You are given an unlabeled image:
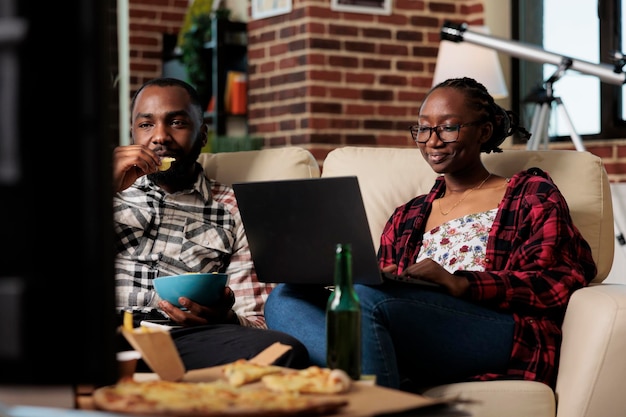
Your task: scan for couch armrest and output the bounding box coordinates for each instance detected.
[556,284,626,417]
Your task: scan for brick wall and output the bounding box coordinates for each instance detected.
[127,0,188,91]
[124,0,626,180]
[246,0,488,163]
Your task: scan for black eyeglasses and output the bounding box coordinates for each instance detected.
[409,120,485,144]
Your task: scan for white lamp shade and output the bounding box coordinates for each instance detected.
[432,26,509,99]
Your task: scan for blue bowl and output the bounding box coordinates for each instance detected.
[153,273,229,307]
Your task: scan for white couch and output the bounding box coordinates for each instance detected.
[199,146,626,417]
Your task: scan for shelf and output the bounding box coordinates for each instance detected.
[207,17,248,137]
[162,17,248,139]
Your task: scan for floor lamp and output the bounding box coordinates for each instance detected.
[432,25,508,100]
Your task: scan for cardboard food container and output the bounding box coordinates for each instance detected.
[121,326,462,417]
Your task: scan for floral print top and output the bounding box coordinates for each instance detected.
[415,209,497,273]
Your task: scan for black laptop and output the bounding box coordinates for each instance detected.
[232,176,385,285]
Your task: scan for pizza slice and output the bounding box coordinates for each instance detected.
[261,366,352,394]
[222,359,286,387]
[92,379,349,416]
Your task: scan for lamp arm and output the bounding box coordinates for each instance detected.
[441,21,626,86]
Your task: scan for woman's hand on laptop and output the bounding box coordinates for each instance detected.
[381,265,398,274]
[401,259,469,297]
[158,287,238,326]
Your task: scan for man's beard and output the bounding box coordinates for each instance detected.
[148,139,204,186]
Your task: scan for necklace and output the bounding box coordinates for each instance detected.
[438,173,492,216]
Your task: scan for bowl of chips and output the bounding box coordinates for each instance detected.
[154,272,229,307]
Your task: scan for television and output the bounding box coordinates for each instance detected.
[0,0,118,406]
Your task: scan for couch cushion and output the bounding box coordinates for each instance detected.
[197,147,320,186]
[422,380,556,417]
[321,147,613,283]
[322,146,439,253]
[481,150,613,283]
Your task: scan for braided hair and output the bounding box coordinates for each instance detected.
[427,77,531,153]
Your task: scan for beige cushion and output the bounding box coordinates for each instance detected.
[322,147,613,283]
[322,147,439,253]
[197,147,320,186]
[422,380,556,417]
[481,150,613,283]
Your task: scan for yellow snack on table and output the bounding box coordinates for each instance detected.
[123,310,134,331]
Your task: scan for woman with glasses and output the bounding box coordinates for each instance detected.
[264,77,597,391]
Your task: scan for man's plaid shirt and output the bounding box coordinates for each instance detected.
[113,165,274,328]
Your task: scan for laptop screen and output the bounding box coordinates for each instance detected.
[232,176,384,285]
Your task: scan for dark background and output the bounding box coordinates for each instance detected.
[0,0,118,386]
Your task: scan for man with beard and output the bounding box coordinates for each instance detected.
[112,78,309,370]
